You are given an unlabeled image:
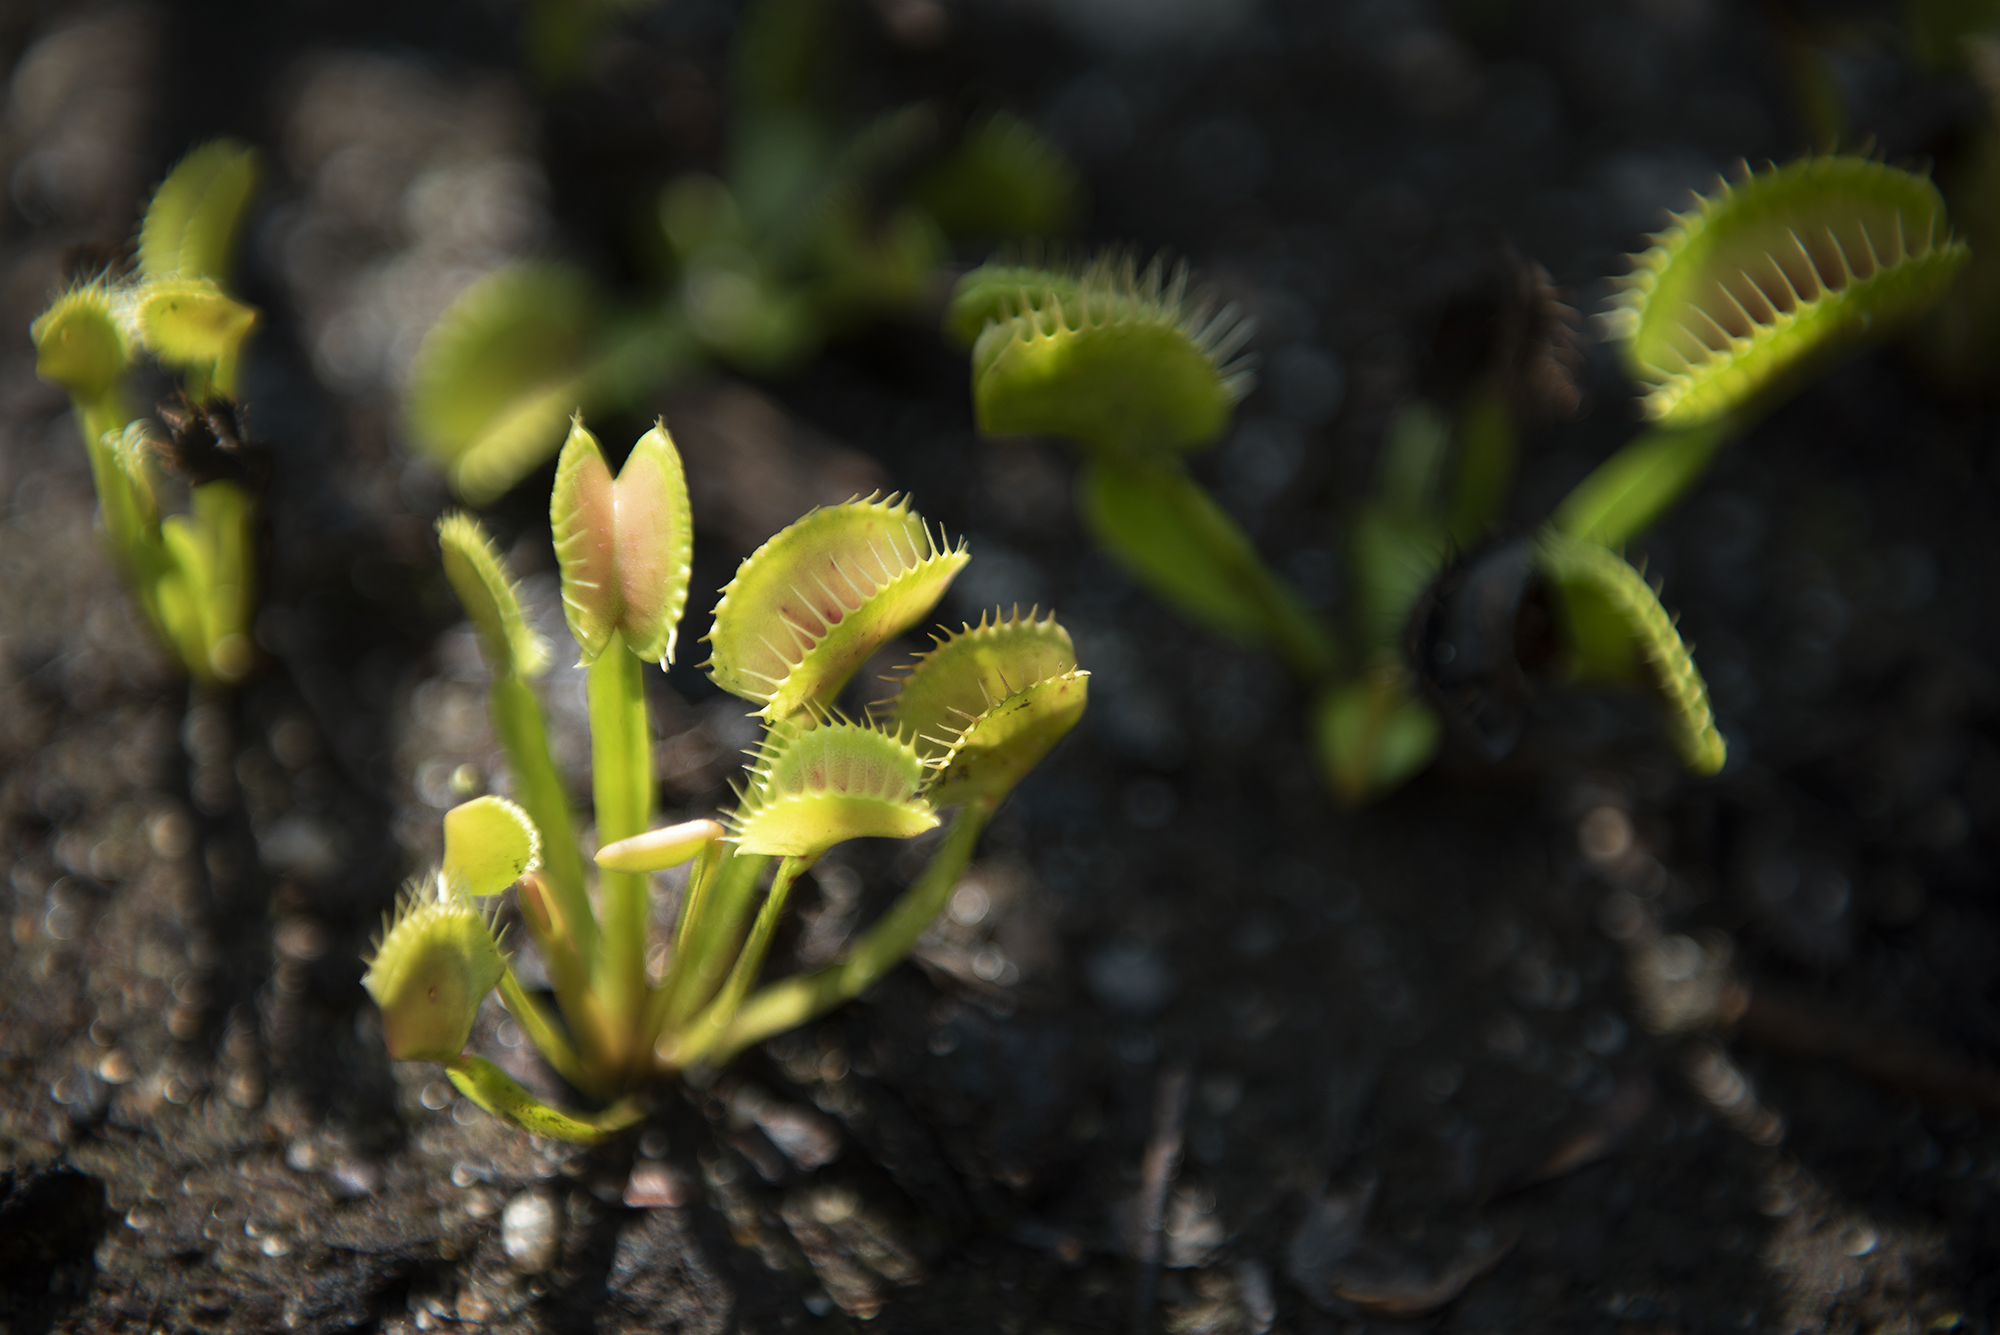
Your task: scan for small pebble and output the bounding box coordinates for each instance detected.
[624,1161,695,1209]
[502,1190,560,1272]
[326,1159,381,1198]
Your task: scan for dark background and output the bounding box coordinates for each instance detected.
[3,0,1999,1331]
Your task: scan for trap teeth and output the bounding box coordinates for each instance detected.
[1606,155,1966,428]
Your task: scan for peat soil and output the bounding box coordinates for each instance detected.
[4,1,2000,1331]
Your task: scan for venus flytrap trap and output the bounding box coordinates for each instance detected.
[30,140,264,687]
[366,416,1086,1141]
[953,154,1966,803]
[950,252,1334,682]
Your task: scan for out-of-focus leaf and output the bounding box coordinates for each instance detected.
[1552,422,1730,549]
[139,140,258,286]
[405,264,602,503]
[907,111,1084,240]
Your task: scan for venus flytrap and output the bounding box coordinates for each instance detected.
[955,154,1965,801]
[29,140,264,687]
[951,252,1334,681]
[367,416,1086,1141]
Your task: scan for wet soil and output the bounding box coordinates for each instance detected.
[3,1,2000,1332]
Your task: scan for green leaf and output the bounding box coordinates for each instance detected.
[879,608,1088,806]
[363,873,506,1064]
[550,419,620,663]
[96,421,161,564]
[446,1055,642,1144]
[946,262,1084,348]
[136,280,257,372]
[706,495,968,718]
[1077,457,1261,644]
[139,140,258,285]
[729,717,939,859]
[806,198,945,328]
[1077,457,1335,677]
[1312,670,1444,807]
[443,796,542,897]
[1604,155,1968,427]
[1347,508,1448,655]
[1374,399,1452,521]
[906,111,1084,241]
[609,423,694,666]
[1551,421,1731,549]
[1535,531,1726,775]
[157,483,258,687]
[185,480,256,684]
[966,253,1253,456]
[405,264,601,503]
[549,419,696,668]
[436,512,551,680]
[31,284,130,404]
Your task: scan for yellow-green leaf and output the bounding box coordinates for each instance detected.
[1605,156,1968,427]
[405,264,601,502]
[728,716,939,859]
[880,608,1087,806]
[139,139,258,285]
[437,512,551,680]
[706,495,968,718]
[443,796,542,897]
[549,419,696,668]
[1536,531,1725,775]
[906,111,1083,241]
[550,419,620,663]
[137,280,257,371]
[31,284,130,403]
[363,873,505,1064]
[446,1055,642,1144]
[1312,670,1444,808]
[961,252,1252,456]
[609,422,694,666]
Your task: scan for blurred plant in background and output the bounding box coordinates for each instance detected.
[30,141,265,687]
[404,0,1081,505]
[951,153,1967,804]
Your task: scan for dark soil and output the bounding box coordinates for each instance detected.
[4,1,2000,1332]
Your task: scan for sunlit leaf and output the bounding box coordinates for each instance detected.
[728,716,938,859]
[363,873,505,1064]
[437,512,551,680]
[446,1054,642,1143]
[443,796,543,897]
[880,608,1088,807]
[964,252,1253,456]
[706,495,967,718]
[139,139,258,286]
[1604,155,1967,427]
